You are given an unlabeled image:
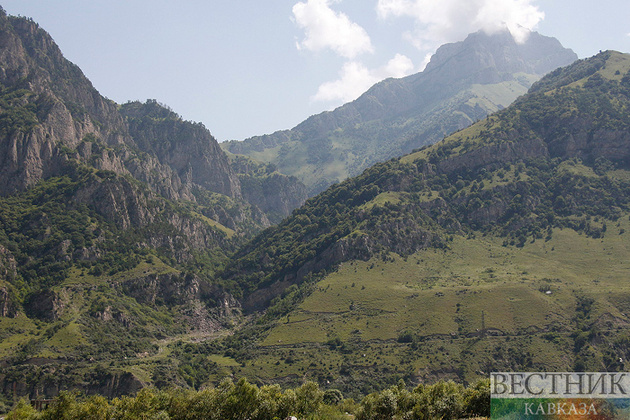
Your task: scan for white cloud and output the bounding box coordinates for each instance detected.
[292,1,413,105]
[293,0,374,59]
[312,54,414,103]
[313,61,375,102]
[377,0,544,50]
[418,52,432,71]
[381,53,415,78]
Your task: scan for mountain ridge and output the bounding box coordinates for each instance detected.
[0,8,305,400]
[221,50,630,310]
[223,30,577,195]
[204,50,630,394]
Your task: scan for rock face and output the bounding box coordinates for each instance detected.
[0,245,18,317]
[120,100,241,200]
[229,154,308,224]
[0,9,304,223]
[0,285,16,317]
[0,245,16,279]
[239,172,308,224]
[0,16,240,199]
[24,289,69,321]
[224,30,578,195]
[436,137,550,174]
[0,14,131,195]
[0,366,145,400]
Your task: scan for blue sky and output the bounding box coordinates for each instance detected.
[2,0,629,141]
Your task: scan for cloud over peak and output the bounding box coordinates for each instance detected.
[293,0,374,59]
[293,0,545,108]
[377,0,544,49]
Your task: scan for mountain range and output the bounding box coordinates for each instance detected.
[1,6,629,411]
[218,50,630,394]
[0,8,305,401]
[223,30,577,195]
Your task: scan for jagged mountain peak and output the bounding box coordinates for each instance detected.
[422,30,577,85]
[0,9,124,139]
[341,30,577,123]
[224,30,577,196]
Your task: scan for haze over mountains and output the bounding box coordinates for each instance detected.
[224,30,577,195]
[1,5,630,414]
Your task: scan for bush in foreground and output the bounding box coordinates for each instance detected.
[7,378,490,420]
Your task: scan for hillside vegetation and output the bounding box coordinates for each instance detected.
[0,6,629,415]
[200,51,630,394]
[0,9,304,404]
[224,50,630,304]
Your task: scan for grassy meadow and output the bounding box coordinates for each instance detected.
[225,215,630,393]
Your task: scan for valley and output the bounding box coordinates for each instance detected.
[0,5,629,419]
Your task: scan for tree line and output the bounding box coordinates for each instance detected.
[6,377,490,420]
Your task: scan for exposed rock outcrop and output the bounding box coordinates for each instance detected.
[0,10,296,230]
[0,245,19,317]
[0,285,17,317]
[239,172,307,223]
[121,272,242,328]
[229,155,308,223]
[23,288,69,321]
[1,365,145,400]
[436,137,550,174]
[120,100,241,200]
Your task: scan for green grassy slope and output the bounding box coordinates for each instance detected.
[263,223,630,345]
[197,218,623,396]
[193,51,630,395]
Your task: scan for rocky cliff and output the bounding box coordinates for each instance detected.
[0,13,131,195]
[228,154,307,224]
[0,245,18,317]
[120,100,241,200]
[0,22,239,200]
[0,9,304,225]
